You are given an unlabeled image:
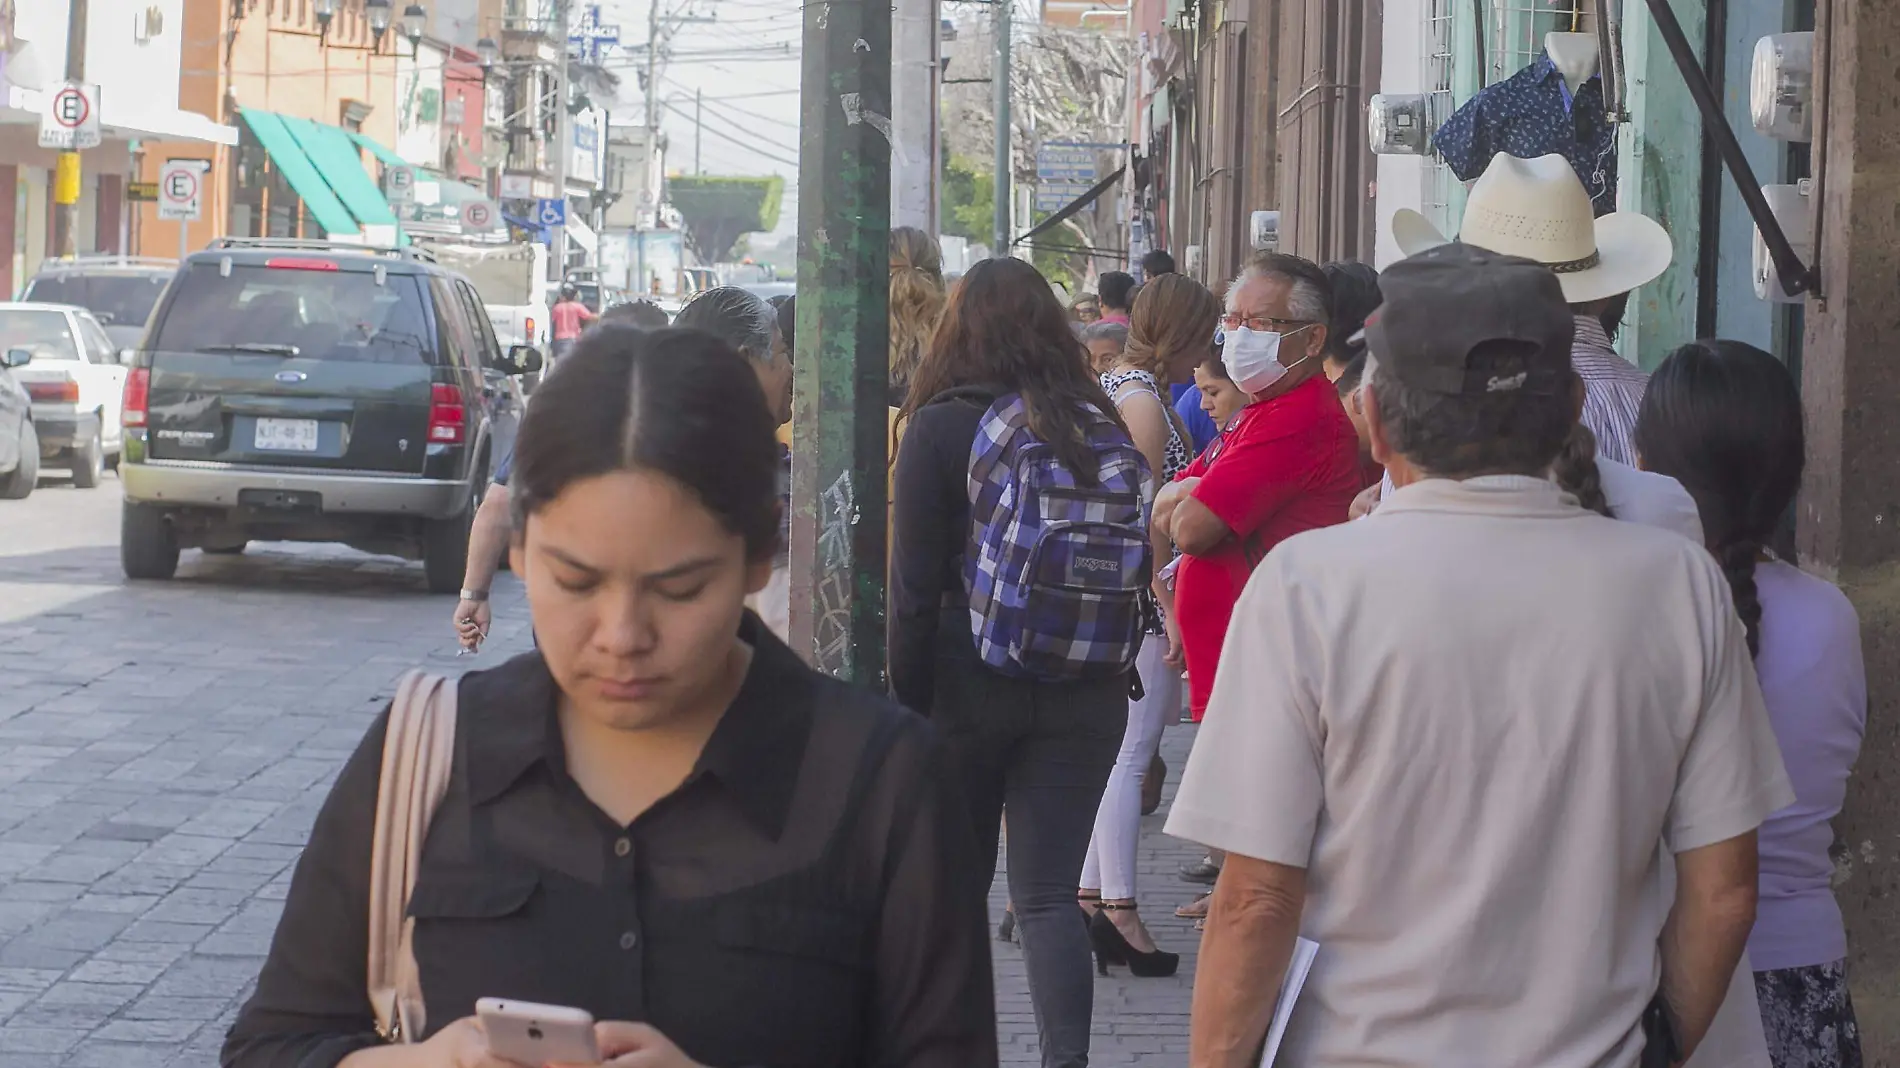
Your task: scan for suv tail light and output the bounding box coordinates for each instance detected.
[123,368,150,428]
[26,379,80,403]
[428,383,465,444]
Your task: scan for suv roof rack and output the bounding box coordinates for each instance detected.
[37,255,178,270]
[205,237,438,264]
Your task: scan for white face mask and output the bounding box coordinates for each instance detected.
[1221,324,1314,395]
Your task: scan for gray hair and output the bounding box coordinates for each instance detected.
[1364,350,1577,479]
[674,286,779,364]
[1079,321,1130,348]
[1226,252,1332,325]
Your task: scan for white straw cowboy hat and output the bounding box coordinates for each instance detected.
[1391,152,1673,304]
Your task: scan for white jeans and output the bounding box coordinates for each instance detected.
[1079,637,1180,899]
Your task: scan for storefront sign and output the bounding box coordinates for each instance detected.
[127,181,160,202]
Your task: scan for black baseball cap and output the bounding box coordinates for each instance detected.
[1362,243,1574,396]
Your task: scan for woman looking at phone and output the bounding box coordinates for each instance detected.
[223,326,998,1068]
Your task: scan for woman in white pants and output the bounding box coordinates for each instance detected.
[1077,274,1221,977]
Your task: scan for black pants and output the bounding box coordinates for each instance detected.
[929,627,1125,1068]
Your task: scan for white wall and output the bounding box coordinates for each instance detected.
[1373,0,1428,268]
[88,0,185,123]
[397,43,448,169]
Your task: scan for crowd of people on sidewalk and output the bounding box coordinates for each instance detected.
[224,150,1865,1068]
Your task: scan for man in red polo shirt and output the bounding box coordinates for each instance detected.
[1156,253,1363,723]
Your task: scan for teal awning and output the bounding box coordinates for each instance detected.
[238,108,359,237]
[280,115,399,228]
[350,132,408,168]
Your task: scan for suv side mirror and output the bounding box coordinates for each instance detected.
[1,348,31,369]
[505,345,543,376]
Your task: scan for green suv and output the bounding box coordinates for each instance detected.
[118,238,539,593]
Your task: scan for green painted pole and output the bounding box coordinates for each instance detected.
[789,0,892,684]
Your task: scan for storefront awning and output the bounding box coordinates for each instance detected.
[238,109,360,237]
[279,115,399,228]
[565,215,599,254]
[350,132,408,169]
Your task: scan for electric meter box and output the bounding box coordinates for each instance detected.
[1250,211,1281,252]
[1368,94,1433,155]
[1753,182,1814,304]
[1751,32,1815,142]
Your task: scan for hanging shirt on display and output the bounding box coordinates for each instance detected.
[1433,53,1618,217]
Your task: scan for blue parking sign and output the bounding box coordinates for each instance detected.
[535,198,567,227]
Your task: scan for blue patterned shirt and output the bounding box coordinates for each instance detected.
[1433,55,1618,217]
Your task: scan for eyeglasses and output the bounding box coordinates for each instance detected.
[1219,314,1314,334]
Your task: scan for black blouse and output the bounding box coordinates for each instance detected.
[223,614,998,1068]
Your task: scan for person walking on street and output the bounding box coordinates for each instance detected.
[1170,244,1794,1068]
[1638,340,1867,1068]
[1078,273,1221,978]
[227,325,999,1068]
[550,283,597,364]
[891,256,1149,1068]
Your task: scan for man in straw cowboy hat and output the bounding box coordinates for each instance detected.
[1389,151,1673,467]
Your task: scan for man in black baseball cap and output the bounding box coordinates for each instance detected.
[1359,243,1582,488]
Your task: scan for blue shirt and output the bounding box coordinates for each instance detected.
[1173,386,1220,456]
[492,449,513,486]
[1432,54,1618,217]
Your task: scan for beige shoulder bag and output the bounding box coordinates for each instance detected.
[367,670,459,1044]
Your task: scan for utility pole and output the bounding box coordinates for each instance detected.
[552,0,571,280]
[52,0,90,259]
[890,0,940,233]
[991,0,1011,256]
[694,88,702,175]
[789,0,891,682]
[644,0,660,229]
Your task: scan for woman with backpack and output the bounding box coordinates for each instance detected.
[891,257,1151,1068]
[1076,273,1222,980]
[225,326,998,1068]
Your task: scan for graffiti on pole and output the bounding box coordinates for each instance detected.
[813,470,857,674]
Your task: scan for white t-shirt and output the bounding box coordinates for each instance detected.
[1372,459,1703,542]
[1168,475,1792,1068]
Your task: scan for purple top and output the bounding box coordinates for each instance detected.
[1747,560,1867,971]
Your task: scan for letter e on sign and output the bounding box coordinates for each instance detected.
[158,160,206,222]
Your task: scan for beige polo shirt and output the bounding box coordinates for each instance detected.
[1168,475,1792,1068]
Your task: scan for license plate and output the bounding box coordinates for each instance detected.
[254,418,320,452]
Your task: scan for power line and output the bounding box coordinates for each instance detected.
[661,100,799,169]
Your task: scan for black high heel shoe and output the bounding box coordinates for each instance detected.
[1089,905,1180,978]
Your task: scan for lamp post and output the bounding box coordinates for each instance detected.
[476,36,500,69]
[313,0,337,41]
[402,3,427,52]
[366,0,392,50]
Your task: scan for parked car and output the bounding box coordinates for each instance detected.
[0,302,129,487]
[21,256,177,351]
[0,346,37,499]
[117,237,541,592]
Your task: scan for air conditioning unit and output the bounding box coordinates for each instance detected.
[1367,94,1433,155]
[1751,32,1814,142]
[1753,181,1814,303]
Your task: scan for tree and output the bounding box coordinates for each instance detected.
[941,155,995,245]
[666,175,786,264]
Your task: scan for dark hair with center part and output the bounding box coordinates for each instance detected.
[509,324,780,562]
[903,257,1127,484]
[674,286,777,362]
[1367,343,1578,479]
[1635,339,1805,657]
[1097,271,1137,312]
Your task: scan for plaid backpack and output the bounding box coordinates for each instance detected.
[961,391,1153,680]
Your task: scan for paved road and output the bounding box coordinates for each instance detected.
[0,477,1200,1066]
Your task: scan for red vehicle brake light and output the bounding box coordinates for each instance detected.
[427,383,465,444]
[264,257,340,271]
[27,380,80,403]
[123,368,150,427]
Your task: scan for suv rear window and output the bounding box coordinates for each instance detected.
[151,263,435,364]
[24,273,171,331]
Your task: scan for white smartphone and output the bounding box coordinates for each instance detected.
[476,998,601,1066]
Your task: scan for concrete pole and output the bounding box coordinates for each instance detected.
[991,0,1011,255]
[890,0,940,233]
[1796,0,1900,1053]
[644,0,660,229]
[52,0,90,259]
[552,0,571,280]
[789,0,892,682]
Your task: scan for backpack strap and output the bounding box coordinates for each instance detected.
[368,670,459,1044]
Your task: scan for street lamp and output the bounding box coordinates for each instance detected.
[402,3,427,50]
[313,0,337,40]
[477,37,500,69]
[366,0,392,48]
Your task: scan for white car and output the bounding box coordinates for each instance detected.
[0,302,129,487]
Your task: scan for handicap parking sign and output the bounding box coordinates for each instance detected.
[535,198,567,227]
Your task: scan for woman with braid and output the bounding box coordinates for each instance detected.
[1637,339,1867,1068]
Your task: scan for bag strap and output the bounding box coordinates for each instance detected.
[367,670,459,1044]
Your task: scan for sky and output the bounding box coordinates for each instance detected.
[593,0,804,241]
